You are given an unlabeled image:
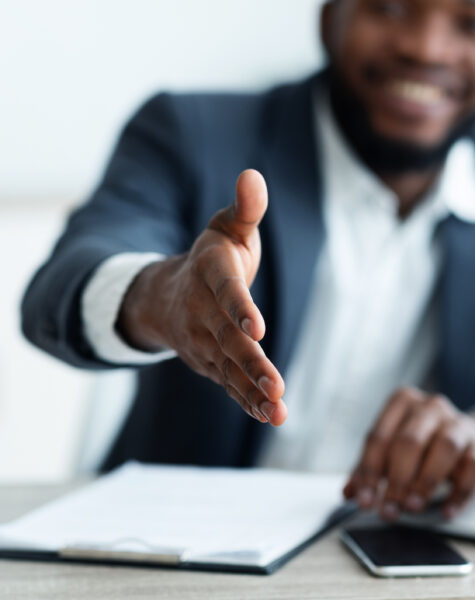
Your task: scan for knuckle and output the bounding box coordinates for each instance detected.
[245,384,262,407]
[395,431,422,451]
[393,386,416,401]
[426,394,451,414]
[395,385,413,397]
[185,290,203,316]
[224,383,237,401]
[390,386,423,409]
[365,429,388,448]
[228,297,244,323]
[206,363,223,386]
[220,357,233,380]
[241,356,260,379]
[195,244,225,276]
[211,346,222,366]
[216,321,235,347]
[251,405,265,421]
[215,277,235,303]
[192,248,214,275]
[437,430,462,455]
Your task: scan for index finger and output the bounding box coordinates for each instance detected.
[202,250,265,341]
[382,403,447,517]
[348,388,425,508]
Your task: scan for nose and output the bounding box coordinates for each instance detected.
[394,12,456,66]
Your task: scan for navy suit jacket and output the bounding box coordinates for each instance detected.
[21,72,475,471]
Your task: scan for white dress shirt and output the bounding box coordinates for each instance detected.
[81,87,475,472]
[259,92,475,472]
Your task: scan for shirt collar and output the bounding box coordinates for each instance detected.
[313,84,475,225]
[436,139,475,223]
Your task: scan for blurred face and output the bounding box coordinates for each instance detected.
[322,0,475,149]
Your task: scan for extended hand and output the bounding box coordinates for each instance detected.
[118,169,287,426]
[344,387,475,520]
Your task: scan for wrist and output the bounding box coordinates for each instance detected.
[116,255,184,352]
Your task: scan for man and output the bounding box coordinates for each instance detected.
[22,0,475,522]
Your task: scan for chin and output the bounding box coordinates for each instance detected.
[369,116,453,151]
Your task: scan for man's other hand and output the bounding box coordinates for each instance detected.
[117,169,287,426]
[344,387,475,520]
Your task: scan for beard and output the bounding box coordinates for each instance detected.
[325,66,475,176]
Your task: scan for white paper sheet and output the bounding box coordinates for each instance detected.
[0,463,348,568]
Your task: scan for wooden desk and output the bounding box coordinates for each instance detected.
[1,483,475,599]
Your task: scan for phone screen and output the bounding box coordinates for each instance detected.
[344,525,467,567]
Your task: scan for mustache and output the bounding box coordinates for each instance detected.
[363,60,472,103]
[325,66,475,175]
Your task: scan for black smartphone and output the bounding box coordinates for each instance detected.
[341,525,472,577]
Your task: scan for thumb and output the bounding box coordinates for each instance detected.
[210,169,268,243]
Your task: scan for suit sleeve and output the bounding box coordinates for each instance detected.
[21,93,199,370]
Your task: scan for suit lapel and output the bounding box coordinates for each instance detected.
[259,75,325,375]
[439,215,475,410]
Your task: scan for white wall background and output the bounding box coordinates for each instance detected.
[0,0,324,481]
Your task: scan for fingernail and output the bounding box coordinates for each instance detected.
[258,376,272,398]
[241,318,253,336]
[381,502,400,521]
[260,400,275,421]
[405,493,425,512]
[357,487,374,509]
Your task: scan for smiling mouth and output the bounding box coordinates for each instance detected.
[384,79,447,106]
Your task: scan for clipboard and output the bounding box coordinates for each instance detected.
[0,463,356,575]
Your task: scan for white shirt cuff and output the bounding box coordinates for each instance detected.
[81,252,178,365]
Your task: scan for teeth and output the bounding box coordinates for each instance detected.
[387,79,444,105]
